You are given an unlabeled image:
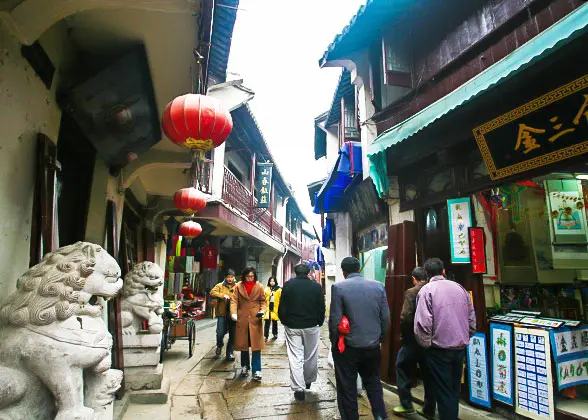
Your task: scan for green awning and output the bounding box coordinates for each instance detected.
[368,3,588,198]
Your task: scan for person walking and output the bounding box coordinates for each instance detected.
[392,267,435,418]
[329,257,390,420]
[231,266,266,382]
[278,263,325,401]
[414,258,476,420]
[209,269,237,361]
[264,276,281,341]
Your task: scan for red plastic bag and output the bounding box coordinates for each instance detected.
[337,316,350,354]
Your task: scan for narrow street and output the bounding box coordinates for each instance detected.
[122,321,499,420]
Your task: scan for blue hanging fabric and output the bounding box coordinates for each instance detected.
[322,219,334,247]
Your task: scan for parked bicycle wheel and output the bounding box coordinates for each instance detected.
[188,320,196,358]
[160,317,171,363]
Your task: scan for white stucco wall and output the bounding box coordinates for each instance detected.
[0,21,68,296]
[333,213,353,283]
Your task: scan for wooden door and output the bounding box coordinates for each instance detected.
[29,133,58,266]
[381,221,417,383]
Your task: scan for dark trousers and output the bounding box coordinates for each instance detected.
[396,341,435,414]
[264,319,278,338]
[215,315,235,356]
[332,345,387,420]
[425,347,465,420]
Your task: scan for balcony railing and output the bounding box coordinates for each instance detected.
[222,166,251,216]
[222,166,298,252]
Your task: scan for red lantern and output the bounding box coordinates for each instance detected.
[174,187,207,214]
[179,220,202,239]
[162,94,233,151]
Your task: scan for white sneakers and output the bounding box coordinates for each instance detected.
[239,366,261,381]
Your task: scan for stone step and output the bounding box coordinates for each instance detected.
[129,378,170,405]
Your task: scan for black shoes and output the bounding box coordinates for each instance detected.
[294,390,305,401]
[225,354,235,362]
[215,346,222,356]
[305,383,311,390]
[273,335,278,340]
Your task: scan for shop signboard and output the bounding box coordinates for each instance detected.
[467,332,491,408]
[447,197,472,264]
[519,317,564,329]
[489,314,524,323]
[549,326,588,391]
[473,73,588,180]
[255,162,273,208]
[514,327,554,420]
[490,323,514,405]
[357,223,388,253]
[549,325,588,359]
[468,227,487,273]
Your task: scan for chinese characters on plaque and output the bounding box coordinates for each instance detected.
[255,162,273,209]
[549,326,588,391]
[514,328,554,420]
[468,227,487,274]
[467,332,491,408]
[490,323,513,405]
[473,74,588,180]
[447,197,472,263]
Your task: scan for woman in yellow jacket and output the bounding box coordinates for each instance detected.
[264,277,281,341]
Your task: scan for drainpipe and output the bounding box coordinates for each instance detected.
[198,0,215,94]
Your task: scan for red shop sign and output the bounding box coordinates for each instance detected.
[468,227,487,274]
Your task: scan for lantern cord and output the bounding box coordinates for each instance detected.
[190,150,208,191]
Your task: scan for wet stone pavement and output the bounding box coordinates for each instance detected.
[189,325,380,419]
[122,321,501,420]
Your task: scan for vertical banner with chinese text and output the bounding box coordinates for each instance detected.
[255,162,273,209]
[467,332,491,408]
[469,227,487,274]
[447,197,472,263]
[490,323,513,405]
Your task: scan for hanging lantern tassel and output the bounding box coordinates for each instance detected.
[179,220,202,240]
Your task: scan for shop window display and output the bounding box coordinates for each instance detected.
[485,174,588,419]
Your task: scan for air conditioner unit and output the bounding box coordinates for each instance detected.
[59,45,161,170]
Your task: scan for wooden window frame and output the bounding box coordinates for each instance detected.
[381,36,413,88]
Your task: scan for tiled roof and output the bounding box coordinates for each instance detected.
[325,70,353,127]
[319,0,413,68]
[231,104,308,222]
[209,0,240,83]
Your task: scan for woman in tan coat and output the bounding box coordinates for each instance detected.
[230,266,266,381]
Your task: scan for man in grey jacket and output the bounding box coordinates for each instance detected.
[329,257,391,420]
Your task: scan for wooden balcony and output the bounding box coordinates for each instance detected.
[222,166,296,251]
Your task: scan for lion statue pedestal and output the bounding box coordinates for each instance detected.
[0,242,124,420]
[120,262,166,393]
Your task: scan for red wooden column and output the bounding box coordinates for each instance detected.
[249,152,256,220]
[269,181,275,236]
[381,221,416,383]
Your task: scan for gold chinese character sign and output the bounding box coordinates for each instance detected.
[255,162,273,209]
[473,74,588,180]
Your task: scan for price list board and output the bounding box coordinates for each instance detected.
[514,328,554,420]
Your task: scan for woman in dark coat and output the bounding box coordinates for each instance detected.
[230,266,266,381]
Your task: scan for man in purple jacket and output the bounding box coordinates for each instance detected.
[414,258,476,420]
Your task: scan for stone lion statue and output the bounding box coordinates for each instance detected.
[120,261,164,335]
[0,242,124,420]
